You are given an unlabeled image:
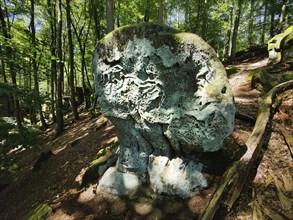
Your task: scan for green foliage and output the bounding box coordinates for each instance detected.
[225,66,240,76]
[282,72,293,81]
[25,204,53,220]
[0,116,42,189]
[0,118,42,152]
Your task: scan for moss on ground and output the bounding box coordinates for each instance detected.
[25,204,53,220]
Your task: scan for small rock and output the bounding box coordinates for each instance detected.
[134,199,153,216]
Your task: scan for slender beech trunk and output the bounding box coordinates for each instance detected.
[0,5,23,132]
[195,0,202,32]
[56,0,64,135]
[144,0,150,22]
[91,0,101,41]
[230,0,243,60]
[224,2,233,58]
[201,0,209,40]
[66,0,79,120]
[158,0,163,25]
[248,0,255,48]
[47,0,57,123]
[269,1,275,38]
[106,0,114,33]
[261,1,267,46]
[31,0,47,129]
[184,0,190,31]
[72,17,91,109]
[0,44,13,115]
[277,0,288,33]
[117,2,120,27]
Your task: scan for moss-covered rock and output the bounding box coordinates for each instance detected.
[248,67,293,94]
[268,26,293,63]
[81,139,119,187]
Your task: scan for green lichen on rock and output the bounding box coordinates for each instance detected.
[93,23,235,198]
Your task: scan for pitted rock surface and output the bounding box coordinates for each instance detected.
[93,23,235,198]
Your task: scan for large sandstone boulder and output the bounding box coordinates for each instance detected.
[93,23,235,198]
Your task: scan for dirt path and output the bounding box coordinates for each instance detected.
[225,59,293,219]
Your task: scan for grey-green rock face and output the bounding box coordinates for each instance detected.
[93,23,235,198]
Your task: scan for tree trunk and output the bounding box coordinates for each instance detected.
[0,4,23,132]
[248,0,255,48]
[47,0,57,123]
[66,0,79,121]
[277,0,288,33]
[0,44,13,115]
[31,0,47,130]
[72,17,91,109]
[269,1,275,38]
[261,1,267,46]
[230,0,243,60]
[116,2,120,27]
[90,0,101,41]
[144,0,150,23]
[224,2,233,58]
[184,0,190,31]
[201,0,209,40]
[56,0,64,135]
[106,0,114,33]
[195,0,202,32]
[157,0,163,25]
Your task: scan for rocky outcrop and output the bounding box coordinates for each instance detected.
[93,23,235,198]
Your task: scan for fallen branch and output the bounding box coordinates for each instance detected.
[235,111,256,124]
[279,124,293,157]
[200,80,293,220]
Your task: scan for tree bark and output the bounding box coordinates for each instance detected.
[72,16,91,109]
[0,44,13,115]
[144,0,150,23]
[277,0,288,33]
[261,0,267,46]
[56,0,64,135]
[201,0,209,40]
[31,0,47,129]
[66,0,79,121]
[224,2,233,58]
[157,0,163,25]
[90,0,101,41]
[269,0,275,38]
[248,0,255,48]
[47,0,57,123]
[200,80,293,220]
[106,0,114,33]
[230,0,243,60]
[0,4,23,132]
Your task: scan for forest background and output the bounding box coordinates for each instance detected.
[0,0,292,134]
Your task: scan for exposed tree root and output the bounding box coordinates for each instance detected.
[200,80,293,220]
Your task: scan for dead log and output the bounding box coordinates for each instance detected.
[200,80,293,220]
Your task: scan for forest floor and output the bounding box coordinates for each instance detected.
[0,54,292,220]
